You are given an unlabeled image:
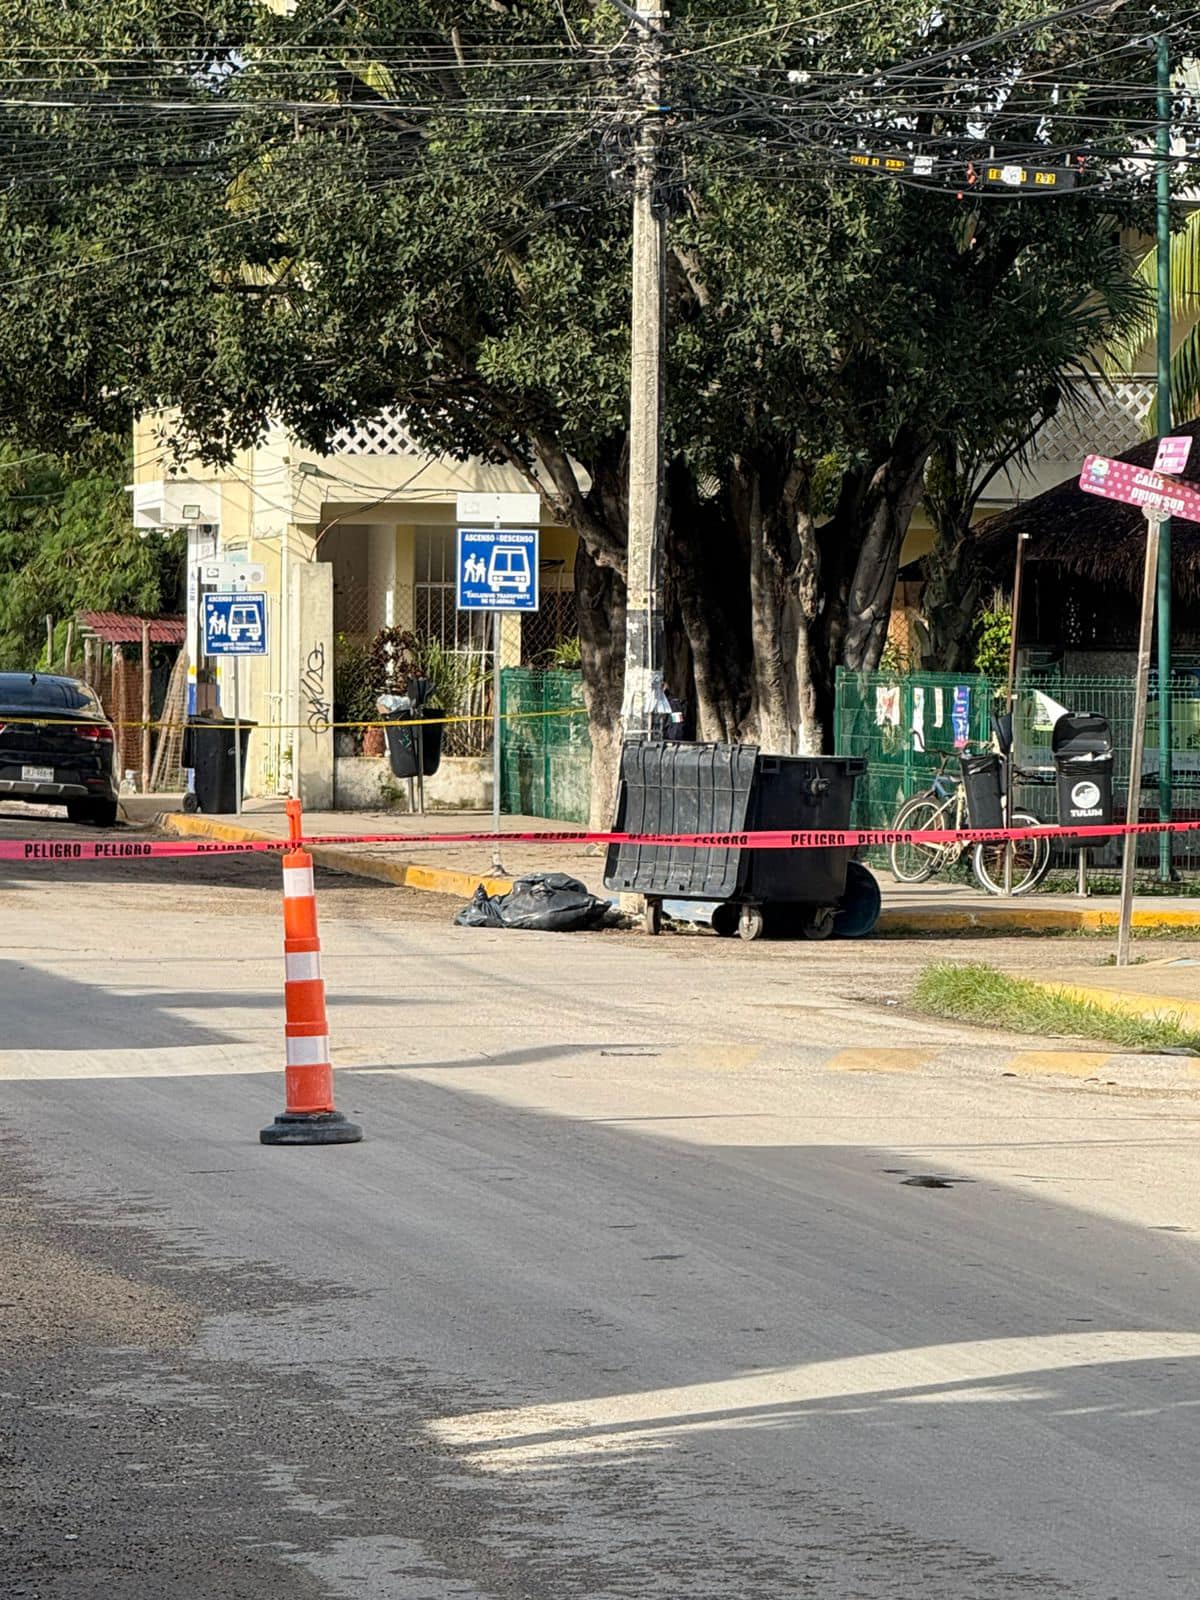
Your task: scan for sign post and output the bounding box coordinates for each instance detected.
[1116,512,1163,965]
[202,590,268,817]
[455,493,541,873]
[1076,457,1198,963]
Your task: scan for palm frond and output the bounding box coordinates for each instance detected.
[1143,326,1200,434]
[1103,212,1200,385]
[1170,323,1200,430]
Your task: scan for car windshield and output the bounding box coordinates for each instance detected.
[0,675,100,712]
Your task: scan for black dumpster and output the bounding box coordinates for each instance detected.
[959,751,1005,829]
[1052,712,1114,836]
[603,741,873,940]
[183,716,255,813]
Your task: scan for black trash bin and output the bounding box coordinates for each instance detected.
[183,716,255,813]
[382,709,445,780]
[603,740,871,940]
[959,751,1005,829]
[1052,712,1114,836]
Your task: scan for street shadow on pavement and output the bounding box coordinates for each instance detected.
[3,1065,1200,1599]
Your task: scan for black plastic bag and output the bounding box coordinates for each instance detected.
[454,872,611,932]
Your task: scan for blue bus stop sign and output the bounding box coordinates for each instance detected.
[456,528,539,612]
[203,592,269,656]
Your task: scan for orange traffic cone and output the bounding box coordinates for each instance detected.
[260,800,362,1146]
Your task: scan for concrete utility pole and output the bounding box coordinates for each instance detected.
[620,1,669,742]
[1154,30,1174,880]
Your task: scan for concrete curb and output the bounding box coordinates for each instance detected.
[163,813,511,901]
[162,814,1200,935]
[1022,978,1200,1032]
[877,905,1200,935]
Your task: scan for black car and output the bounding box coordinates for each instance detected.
[0,673,120,825]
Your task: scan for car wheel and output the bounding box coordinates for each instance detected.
[66,799,91,825]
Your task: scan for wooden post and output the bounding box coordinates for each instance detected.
[62,620,75,675]
[141,620,152,795]
[45,615,53,668]
[1002,533,1030,897]
[1116,511,1162,966]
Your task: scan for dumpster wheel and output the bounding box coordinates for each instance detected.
[642,898,663,936]
[710,903,739,938]
[737,904,765,942]
[801,905,836,941]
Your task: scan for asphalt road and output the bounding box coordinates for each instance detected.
[3,804,1200,1599]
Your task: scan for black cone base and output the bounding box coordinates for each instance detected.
[260,1110,363,1146]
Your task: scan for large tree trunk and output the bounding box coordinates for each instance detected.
[667,466,750,743]
[726,451,826,754]
[841,428,931,671]
[575,538,626,831]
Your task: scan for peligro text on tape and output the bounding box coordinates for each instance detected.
[6,814,1200,863]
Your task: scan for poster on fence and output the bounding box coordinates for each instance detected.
[952,685,971,749]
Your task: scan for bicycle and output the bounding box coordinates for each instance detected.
[888,747,1051,895]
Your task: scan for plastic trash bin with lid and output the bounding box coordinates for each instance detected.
[378,683,445,781]
[1052,711,1114,837]
[182,716,255,813]
[603,740,873,941]
[958,751,1005,829]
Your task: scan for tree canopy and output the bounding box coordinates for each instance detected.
[1,0,1195,801]
[0,438,183,670]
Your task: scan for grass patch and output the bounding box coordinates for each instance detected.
[912,962,1200,1053]
[1039,871,1200,898]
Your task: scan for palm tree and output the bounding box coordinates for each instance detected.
[1106,211,1200,433]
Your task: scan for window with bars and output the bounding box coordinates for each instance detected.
[414,529,491,755]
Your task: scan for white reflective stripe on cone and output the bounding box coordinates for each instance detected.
[282,865,315,899]
[285,1034,330,1067]
[284,950,322,983]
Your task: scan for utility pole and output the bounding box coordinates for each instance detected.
[1154,30,1174,880]
[620,1,669,743]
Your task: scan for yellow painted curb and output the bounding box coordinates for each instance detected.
[878,905,1200,934]
[1025,979,1200,1032]
[163,814,510,900]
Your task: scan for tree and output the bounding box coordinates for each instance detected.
[1107,209,1200,431]
[0,439,183,670]
[0,1,1188,818]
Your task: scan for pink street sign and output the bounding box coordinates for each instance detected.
[1154,435,1193,475]
[1079,453,1200,523]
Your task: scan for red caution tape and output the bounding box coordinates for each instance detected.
[3,816,1200,863]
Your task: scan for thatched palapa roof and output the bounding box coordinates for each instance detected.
[972,417,1200,600]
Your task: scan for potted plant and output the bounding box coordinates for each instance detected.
[333,635,377,756]
[413,636,493,771]
[367,627,421,759]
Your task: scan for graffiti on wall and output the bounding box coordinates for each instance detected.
[302,642,331,735]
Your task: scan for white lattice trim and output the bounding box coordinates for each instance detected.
[329,410,421,456]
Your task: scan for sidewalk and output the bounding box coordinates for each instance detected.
[161,800,1200,934]
[164,801,596,900]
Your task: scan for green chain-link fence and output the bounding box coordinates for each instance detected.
[499,668,591,822]
[834,667,1200,871]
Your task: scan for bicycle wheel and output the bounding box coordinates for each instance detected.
[973,811,1051,896]
[889,795,951,883]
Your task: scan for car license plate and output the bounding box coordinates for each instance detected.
[22,765,54,784]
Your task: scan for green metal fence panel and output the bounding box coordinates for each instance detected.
[834,669,995,831]
[834,667,1200,870]
[500,668,591,822]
